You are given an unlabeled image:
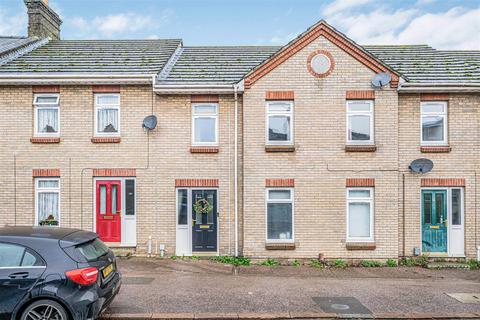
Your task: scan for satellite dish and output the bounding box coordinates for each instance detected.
[371,72,392,88]
[142,115,157,130]
[409,158,433,174]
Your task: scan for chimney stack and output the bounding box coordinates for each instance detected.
[24,0,62,40]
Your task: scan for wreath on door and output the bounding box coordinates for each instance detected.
[193,198,213,215]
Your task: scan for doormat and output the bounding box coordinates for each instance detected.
[312,297,371,315]
[123,276,155,285]
[447,293,480,304]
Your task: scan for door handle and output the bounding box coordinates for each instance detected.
[9,271,29,279]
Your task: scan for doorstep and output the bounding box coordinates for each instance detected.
[192,251,218,257]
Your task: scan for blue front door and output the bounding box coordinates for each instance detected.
[192,190,217,252]
[422,190,447,253]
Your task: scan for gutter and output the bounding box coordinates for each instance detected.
[398,82,480,93]
[153,84,244,94]
[0,73,154,85]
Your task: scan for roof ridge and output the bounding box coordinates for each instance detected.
[157,44,184,82]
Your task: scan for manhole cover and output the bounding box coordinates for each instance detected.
[312,297,371,315]
[447,293,480,304]
[123,276,154,285]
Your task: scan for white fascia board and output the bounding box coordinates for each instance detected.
[153,83,244,94]
[0,73,153,85]
[398,83,480,93]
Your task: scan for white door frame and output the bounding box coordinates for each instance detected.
[93,177,137,247]
[175,187,219,256]
[420,187,465,257]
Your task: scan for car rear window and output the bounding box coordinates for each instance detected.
[76,238,109,261]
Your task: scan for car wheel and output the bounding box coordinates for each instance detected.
[20,299,69,320]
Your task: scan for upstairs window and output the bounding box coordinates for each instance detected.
[95,94,120,136]
[346,100,374,144]
[421,102,447,145]
[266,101,293,145]
[34,94,60,136]
[192,103,218,145]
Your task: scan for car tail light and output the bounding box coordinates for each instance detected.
[65,267,98,285]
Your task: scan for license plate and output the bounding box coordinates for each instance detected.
[102,264,114,278]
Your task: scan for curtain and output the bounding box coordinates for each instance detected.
[38,108,58,133]
[38,192,59,223]
[97,108,118,133]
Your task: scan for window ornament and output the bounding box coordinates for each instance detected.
[307,50,334,78]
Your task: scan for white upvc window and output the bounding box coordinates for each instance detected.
[94,94,120,136]
[346,100,374,144]
[266,188,294,242]
[34,94,60,137]
[192,103,218,145]
[346,188,374,242]
[35,178,60,226]
[266,101,294,145]
[421,101,448,145]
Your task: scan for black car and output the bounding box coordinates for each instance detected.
[0,226,121,320]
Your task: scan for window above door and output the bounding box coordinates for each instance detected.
[192,103,218,146]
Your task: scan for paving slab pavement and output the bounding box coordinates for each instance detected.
[103,257,480,318]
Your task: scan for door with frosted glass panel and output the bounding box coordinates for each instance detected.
[422,190,447,253]
[192,190,217,251]
[96,180,121,242]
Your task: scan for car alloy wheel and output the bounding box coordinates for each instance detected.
[21,299,68,320]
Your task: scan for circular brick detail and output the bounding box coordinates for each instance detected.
[307,50,334,78]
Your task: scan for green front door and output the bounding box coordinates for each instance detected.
[422,190,447,253]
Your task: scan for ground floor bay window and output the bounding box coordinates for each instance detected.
[266,188,294,243]
[35,178,60,226]
[346,188,374,242]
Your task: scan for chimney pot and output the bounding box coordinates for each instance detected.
[24,0,62,40]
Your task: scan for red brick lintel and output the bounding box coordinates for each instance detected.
[93,168,136,177]
[175,179,219,187]
[33,168,60,177]
[420,93,449,101]
[265,91,294,100]
[421,178,465,187]
[346,90,375,100]
[265,179,295,187]
[346,178,375,187]
[32,85,60,93]
[191,95,219,103]
[92,85,120,93]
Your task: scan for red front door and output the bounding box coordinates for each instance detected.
[96,180,121,242]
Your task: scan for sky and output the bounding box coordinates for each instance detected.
[0,0,479,49]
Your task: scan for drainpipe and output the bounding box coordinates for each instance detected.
[233,84,239,257]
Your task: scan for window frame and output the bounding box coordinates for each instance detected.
[33,94,60,137]
[346,100,374,145]
[265,188,295,243]
[94,93,121,137]
[34,178,61,227]
[420,101,448,146]
[266,100,294,145]
[191,103,219,146]
[346,187,374,242]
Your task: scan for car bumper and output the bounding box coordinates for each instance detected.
[91,271,122,318]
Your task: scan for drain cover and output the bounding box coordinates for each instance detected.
[447,293,480,304]
[312,297,371,315]
[123,276,154,285]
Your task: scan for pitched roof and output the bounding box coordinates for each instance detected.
[364,45,480,84]
[156,46,280,86]
[0,39,182,74]
[0,37,41,59]
[244,20,400,89]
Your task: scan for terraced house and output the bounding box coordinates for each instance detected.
[1,0,479,261]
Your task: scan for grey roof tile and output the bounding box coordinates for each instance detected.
[0,37,39,57]
[363,45,480,84]
[156,46,280,85]
[0,39,182,74]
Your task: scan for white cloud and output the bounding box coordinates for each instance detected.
[0,7,26,36]
[270,31,299,44]
[322,0,374,16]
[93,13,152,36]
[321,0,480,49]
[415,0,436,6]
